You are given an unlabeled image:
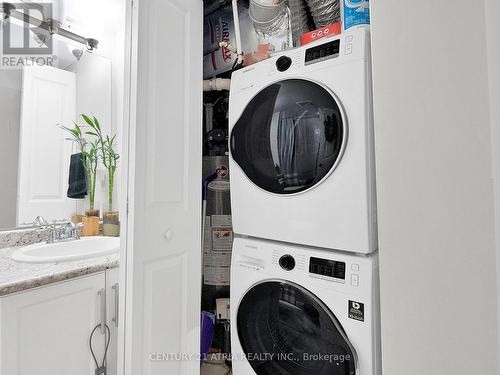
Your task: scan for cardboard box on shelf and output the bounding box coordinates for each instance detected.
[301,22,341,45]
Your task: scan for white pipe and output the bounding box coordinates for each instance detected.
[219,41,237,53]
[231,0,244,65]
[203,78,231,91]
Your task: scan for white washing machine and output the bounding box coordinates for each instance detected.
[229,28,377,253]
[230,237,381,375]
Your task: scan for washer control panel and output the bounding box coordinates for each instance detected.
[269,248,362,287]
[309,257,346,281]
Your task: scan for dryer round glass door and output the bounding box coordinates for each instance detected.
[230,79,346,194]
[236,281,357,375]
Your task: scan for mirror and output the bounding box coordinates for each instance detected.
[0,14,123,231]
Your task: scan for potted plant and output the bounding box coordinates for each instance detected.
[83,114,120,236]
[59,122,99,214]
[59,121,100,236]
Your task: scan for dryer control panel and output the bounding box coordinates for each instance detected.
[305,39,340,66]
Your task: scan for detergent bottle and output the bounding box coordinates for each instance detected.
[341,0,370,31]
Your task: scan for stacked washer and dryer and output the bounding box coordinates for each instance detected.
[228,28,381,375]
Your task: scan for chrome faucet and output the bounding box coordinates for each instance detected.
[33,216,49,226]
[47,221,84,244]
[64,222,84,240]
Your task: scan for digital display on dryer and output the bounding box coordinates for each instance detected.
[309,257,346,279]
[305,40,340,65]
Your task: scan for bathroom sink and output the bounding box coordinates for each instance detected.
[11,237,120,263]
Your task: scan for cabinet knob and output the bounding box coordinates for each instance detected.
[164,229,173,241]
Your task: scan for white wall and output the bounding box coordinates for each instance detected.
[370,1,499,374]
[485,0,500,366]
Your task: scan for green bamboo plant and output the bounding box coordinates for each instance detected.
[103,134,120,212]
[59,123,99,211]
[82,114,120,213]
[83,140,99,210]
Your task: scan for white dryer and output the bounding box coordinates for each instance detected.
[230,237,381,375]
[229,28,376,253]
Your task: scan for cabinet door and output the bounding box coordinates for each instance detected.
[106,267,120,375]
[0,273,106,375]
[124,0,203,374]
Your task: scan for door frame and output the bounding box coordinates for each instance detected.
[116,0,136,373]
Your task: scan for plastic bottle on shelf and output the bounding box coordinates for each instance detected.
[340,0,370,31]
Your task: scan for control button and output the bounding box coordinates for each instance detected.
[345,35,353,42]
[345,43,353,55]
[351,263,359,271]
[279,254,296,271]
[276,56,292,72]
[351,274,359,287]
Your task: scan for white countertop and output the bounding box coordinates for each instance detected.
[0,244,119,296]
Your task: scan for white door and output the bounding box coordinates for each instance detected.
[17,66,76,225]
[0,273,106,375]
[123,0,203,374]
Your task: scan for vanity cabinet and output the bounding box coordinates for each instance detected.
[0,272,112,375]
[106,267,120,375]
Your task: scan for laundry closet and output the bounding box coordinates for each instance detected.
[199,1,378,374]
[121,0,500,374]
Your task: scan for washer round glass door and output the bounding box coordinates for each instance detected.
[230,79,346,194]
[237,281,357,375]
